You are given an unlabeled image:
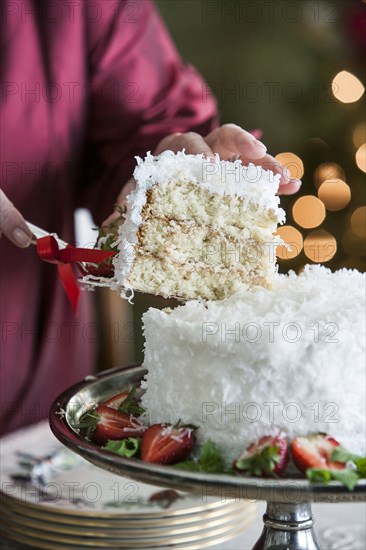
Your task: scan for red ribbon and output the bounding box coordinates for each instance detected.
[36,235,116,314]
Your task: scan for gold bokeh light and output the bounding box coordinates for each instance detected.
[353,122,366,149]
[275,152,304,179]
[292,196,326,228]
[318,179,351,211]
[275,226,304,260]
[351,207,366,239]
[313,163,345,189]
[304,230,337,263]
[332,71,365,103]
[343,230,366,257]
[355,143,366,173]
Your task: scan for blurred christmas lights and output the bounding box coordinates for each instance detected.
[332,71,364,103]
[275,152,304,179]
[355,143,366,173]
[275,226,303,260]
[318,179,351,211]
[304,230,337,263]
[292,196,326,228]
[313,163,345,189]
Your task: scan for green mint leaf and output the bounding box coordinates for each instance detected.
[172,419,199,431]
[355,457,366,478]
[330,470,360,491]
[235,445,280,477]
[306,468,332,483]
[330,446,361,464]
[103,438,140,458]
[118,386,145,416]
[198,441,224,473]
[75,409,99,439]
[307,467,360,491]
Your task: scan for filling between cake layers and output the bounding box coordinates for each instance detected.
[117,172,283,301]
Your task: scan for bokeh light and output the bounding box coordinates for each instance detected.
[318,179,351,211]
[351,207,366,239]
[275,226,304,260]
[275,152,304,179]
[355,143,366,173]
[313,163,345,189]
[332,71,365,103]
[343,230,366,257]
[353,122,366,149]
[304,230,337,263]
[292,196,326,228]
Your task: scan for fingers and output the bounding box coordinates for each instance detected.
[154,132,214,158]
[240,152,301,191]
[205,124,267,160]
[152,128,301,198]
[278,179,302,195]
[0,189,34,247]
[204,125,301,194]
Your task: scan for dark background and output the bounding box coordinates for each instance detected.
[102,0,366,365]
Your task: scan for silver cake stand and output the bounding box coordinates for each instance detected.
[49,364,366,550]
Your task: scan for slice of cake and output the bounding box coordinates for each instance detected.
[114,151,285,301]
[140,265,366,464]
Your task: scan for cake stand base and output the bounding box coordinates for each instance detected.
[252,502,321,550]
[50,365,365,550]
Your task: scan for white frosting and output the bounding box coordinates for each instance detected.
[141,265,366,463]
[114,151,285,293]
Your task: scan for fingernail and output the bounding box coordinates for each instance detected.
[252,139,267,153]
[13,228,32,247]
[283,167,291,182]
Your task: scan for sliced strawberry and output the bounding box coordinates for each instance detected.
[234,434,289,477]
[84,261,114,278]
[102,386,145,416]
[141,423,196,465]
[292,434,343,473]
[78,405,146,445]
[102,391,129,409]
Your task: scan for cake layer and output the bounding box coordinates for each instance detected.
[141,266,366,463]
[137,217,279,268]
[143,181,278,229]
[126,254,270,300]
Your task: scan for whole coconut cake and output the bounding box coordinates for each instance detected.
[141,265,366,464]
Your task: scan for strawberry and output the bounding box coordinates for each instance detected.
[234,434,289,477]
[78,405,146,445]
[102,392,129,409]
[292,433,344,473]
[141,423,197,465]
[85,261,114,278]
[101,386,144,416]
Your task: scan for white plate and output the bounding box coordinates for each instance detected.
[0,422,237,518]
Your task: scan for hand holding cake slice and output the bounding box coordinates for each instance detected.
[114,151,285,301]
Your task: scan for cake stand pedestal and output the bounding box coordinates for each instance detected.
[50,365,365,550]
[253,502,320,549]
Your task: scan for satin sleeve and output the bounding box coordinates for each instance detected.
[81,0,218,223]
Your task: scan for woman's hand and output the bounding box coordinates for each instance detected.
[103,124,301,226]
[155,124,301,195]
[0,189,34,247]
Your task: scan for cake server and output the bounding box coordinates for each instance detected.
[26,221,69,249]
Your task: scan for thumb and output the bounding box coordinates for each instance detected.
[0,189,34,247]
